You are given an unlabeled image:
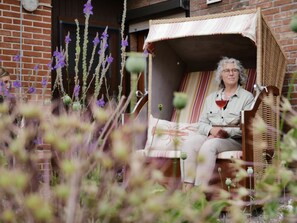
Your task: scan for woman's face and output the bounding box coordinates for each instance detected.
[0,75,11,91]
[221,62,239,88]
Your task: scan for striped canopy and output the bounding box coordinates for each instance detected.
[144,11,258,49]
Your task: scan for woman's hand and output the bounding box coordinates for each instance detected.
[209,127,229,139]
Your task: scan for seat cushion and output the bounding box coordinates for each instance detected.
[217,151,242,159]
[144,114,198,151]
[137,149,181,158]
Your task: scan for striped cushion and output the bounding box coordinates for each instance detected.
[171,71,217,123]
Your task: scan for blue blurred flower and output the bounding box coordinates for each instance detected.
[41,77,47,88]
[96,98,105,107]
[83,0,93,16]
[28,86,36,94]
[65,34,71,44]
[47,61,53,70]
[121,39,128,47]
[13,54,20,62]
[13,80,21,88]
[93,36,100,45]
[101,31,109,40]
[53,50,66,69]
[107,56,113,64]
[74,85,80,98]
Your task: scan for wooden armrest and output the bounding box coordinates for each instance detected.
[242,85,279,119]
[132,92,148,115]
[212,124,240,128]
[122,92,148,124]
[241,85,279,162]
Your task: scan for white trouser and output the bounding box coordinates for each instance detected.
[180,134,241,186]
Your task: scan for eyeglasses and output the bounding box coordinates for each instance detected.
[223,68,239,74]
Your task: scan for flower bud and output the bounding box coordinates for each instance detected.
[2,210,15,222]
[247,166,254,175]
[62,94,72,105]
[72,101,82,111]
[225,178,232,186]
[180,152,187,160]
[173,92,188,110]
[158,104,163,112]
[54,184,70,200]
[125,52,146,74]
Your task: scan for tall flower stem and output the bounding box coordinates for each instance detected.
[118,0,127,102]
[130,73,138,113]
[173,110,181,180]
[74,19,81,86]
[81,5,91,106]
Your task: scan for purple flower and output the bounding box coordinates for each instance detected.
[54,60,66,69]
[3,88,10,97]
[41,77,47,88]
[96,98,105,108]
[34,137,43,145]
[13,80,21,88]
[93,36,100,45]
[83,0,93,16]
[65,34,71,44]
[13,54,20,62]
[34,64,39,71]
[53,50,65,69]
[121,39,128,47]
[104,43,109,50]
[47,61,53,69]
[107,56,113,64]
[53,50,63,59]
[98,49,102,55]
[101,31,109,40]
[28,86,36,94]
[143,49,149,57]
[73,85,80,98]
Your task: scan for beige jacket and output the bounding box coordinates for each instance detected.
[197,86,254,139]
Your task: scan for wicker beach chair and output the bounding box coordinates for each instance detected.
[129,8,287,192]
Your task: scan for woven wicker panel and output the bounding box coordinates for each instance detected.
[253,13,285,186]
[253,95,280,185]
[260,17,287,91]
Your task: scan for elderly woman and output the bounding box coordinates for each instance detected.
[182,57,254,191]
[0,66,12,98]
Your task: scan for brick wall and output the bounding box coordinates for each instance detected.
[190,0,297,107]
[0,0,52,102]
[128,0,297,108]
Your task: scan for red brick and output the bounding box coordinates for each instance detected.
[3,11,19,18]
[0,30,11,36]
[24,39,43,45]
[23,51,42,58]
[3,24,20,31]
[274,0,293,7]
[3,36,19,43]
[0,42,12,48]
[0,17,12,23]
[24,26,42,33]
[262,8,280,16]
